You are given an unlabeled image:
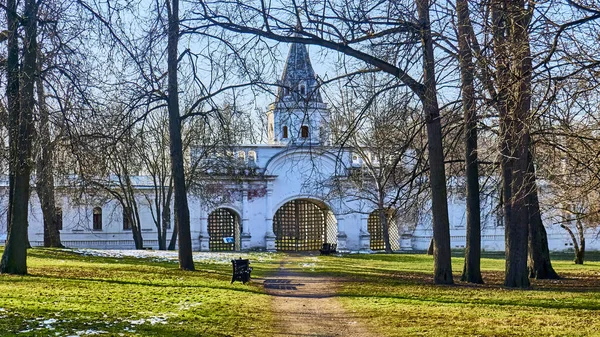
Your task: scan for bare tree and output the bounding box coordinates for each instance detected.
[327,75,427,253]
[35,47,63,248]
[196,0,455,285]
[1,0,41,275]
[456,0,482,284]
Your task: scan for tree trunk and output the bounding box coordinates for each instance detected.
[560,222,580,264]
[160,203,170,250]
[527,150,558,279]
[575,220,585,265]
[379,209,392,253]
[427,238,434,255]
[503,1,532,288]
[457,0,483,284]
[36,50,63,248]
[132,224,144,249]
[132,203,144,249]
[167,0,194,270]
[156,207,165,250]
[168,218,178,251]
[416,0,453,285]
[574,247,584,265]
[5,0,20,260]
[1,0,39,275]
[161,186,173,250]
[124,176,145,250]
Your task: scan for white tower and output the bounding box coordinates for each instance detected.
[267,42,330,145]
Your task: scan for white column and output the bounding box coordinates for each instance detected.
[242,184,250,235]
[264,182,276,251]
[359,214,371,252]
[336,215,348,251]
[199,209,209,251]
[241,183,251,250]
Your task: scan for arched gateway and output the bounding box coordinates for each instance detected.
[273,199,337,251]
[208,208,241,251]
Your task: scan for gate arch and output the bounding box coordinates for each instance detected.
[273,199,337,251]
[367,210,400,251]
[208,208,241,251]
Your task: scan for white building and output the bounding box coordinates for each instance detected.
[2,42,599,253]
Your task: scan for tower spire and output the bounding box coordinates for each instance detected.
[267,41,330,146]
[275,42,322,103]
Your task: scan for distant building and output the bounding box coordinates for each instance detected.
[1,42,598,253]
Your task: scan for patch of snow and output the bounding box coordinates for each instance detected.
[67,248,275,265]
[43,318,58,325]
[67,330,108,336]
[178,302,203,310]
[126,316,168,326]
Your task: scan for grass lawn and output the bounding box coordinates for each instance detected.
[312,251,600,337]
[0,248,279,337]
[0,248,599,336]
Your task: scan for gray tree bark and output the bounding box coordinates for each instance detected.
[35,51,63,248]
[457,0,483,284]
[417,0,453,284]
[526,150,558,279]
[167,0,195,270]
[1,0,40,275]
[502,0,532,288]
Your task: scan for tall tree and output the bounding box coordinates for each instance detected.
[464,0,559,282]
[1,0,41,274]
[490,0,532,288]
[167,0,194,270]
[35,49,63,248]
[456,0,483,284]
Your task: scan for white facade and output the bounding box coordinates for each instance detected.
[2,42,600,253]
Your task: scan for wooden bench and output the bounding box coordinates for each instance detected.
[319,243,337,255]
[231,258,253,284]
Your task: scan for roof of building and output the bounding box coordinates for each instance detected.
[275,42,323,104]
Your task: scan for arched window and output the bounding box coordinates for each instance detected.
[299,84,306,95]
[55,207,63,230]
[248,150,257,162]
[237,151,246,163]
[301,125,309,138]
[282,126,288,139]
[93,207,102,231]
[123,207,132,230]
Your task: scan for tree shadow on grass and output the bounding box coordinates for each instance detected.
[335,288,600,311]
[22,272,265,294]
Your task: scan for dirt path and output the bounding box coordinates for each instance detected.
[263,256,376,337]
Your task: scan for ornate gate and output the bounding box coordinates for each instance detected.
[368,210,400,251]
[273,199,337,251]
[208,208,240,251]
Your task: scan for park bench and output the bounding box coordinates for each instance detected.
[231,258,253,284]
[319,243,337,255]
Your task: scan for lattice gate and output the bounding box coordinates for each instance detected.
[273,199,337,251]
[208,208,240,251]
[368,211,400,251]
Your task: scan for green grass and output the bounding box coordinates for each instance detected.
[312,252,600,337]
[0,248,278,337]
[1,249,599,336]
